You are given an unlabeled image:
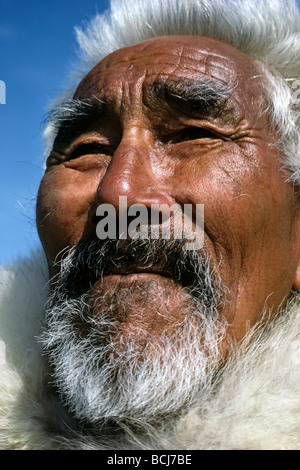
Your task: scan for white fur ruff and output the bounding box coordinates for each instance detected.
[0,249,300,449]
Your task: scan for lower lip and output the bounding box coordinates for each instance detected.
[105,272,170,281]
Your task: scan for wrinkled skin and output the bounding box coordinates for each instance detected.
[36,36,300,355]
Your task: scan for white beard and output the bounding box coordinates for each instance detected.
[40,240,227,426]
[41,297,227,425]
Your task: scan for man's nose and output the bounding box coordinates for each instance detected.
[95,131,173,211]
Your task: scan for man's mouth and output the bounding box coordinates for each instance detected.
[104,264,173,278]
[56,237,201,299]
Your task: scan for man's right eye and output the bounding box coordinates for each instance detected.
[69,142,109,159]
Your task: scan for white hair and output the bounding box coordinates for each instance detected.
[44,0,300,185]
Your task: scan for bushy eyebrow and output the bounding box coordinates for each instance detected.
[145,78,234,119]
[45,97,107,144]
[45,78,234,147]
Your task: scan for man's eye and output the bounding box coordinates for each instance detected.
[69,143,109,159]
[176,127,217,142]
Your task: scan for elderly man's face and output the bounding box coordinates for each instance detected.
[37,36,300,359]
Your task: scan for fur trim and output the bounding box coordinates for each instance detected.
[0,250,51,449]
[0,249,300,449]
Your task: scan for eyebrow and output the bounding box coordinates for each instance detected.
[45,78,234,147]
[145,78,234,119]
[45,97,107,144]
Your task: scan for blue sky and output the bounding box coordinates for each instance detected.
[1,0,300,266]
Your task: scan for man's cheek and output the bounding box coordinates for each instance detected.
[37,187,77,259]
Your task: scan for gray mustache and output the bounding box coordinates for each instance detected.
[51,236,221,312]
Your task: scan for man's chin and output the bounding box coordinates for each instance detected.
[87,273,193,350]
[41,276,227,425]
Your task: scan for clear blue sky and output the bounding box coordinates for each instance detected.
[1,0,300,266]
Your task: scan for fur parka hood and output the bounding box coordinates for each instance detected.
[1,249,300,450]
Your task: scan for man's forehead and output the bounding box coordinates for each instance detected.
[74,35,259,100]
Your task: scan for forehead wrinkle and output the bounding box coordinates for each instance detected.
[64,38,263,135]
[118,71,147,120]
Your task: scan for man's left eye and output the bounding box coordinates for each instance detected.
[69,143,109,159]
